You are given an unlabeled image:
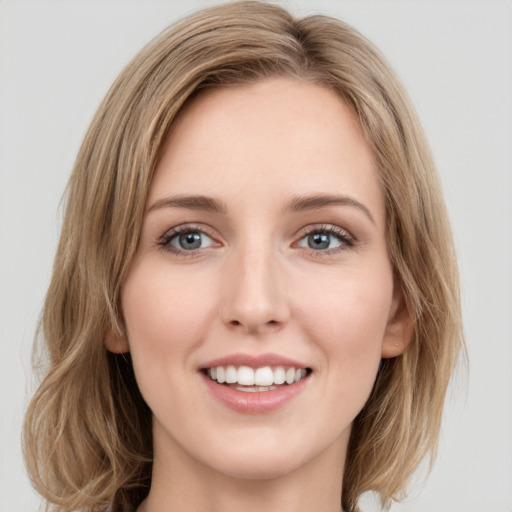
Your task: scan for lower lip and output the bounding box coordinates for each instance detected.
[201,373,310,414]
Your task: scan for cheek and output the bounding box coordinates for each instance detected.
[299,265,392,332]
[296,268,393,387]
[120,260,216,383]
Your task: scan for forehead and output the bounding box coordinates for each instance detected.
[150,78,384,226]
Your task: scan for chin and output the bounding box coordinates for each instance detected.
[208,451,307,481]
[195,426,344,482]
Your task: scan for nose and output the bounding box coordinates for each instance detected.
[220,242,290,335]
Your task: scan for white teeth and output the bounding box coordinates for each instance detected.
[207,365,309,387]
[274,366,286,385]
[237,366,255,385]
[254,366,274,386]
[235,385,277,392]
[225,365,237,384]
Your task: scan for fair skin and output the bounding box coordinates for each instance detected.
[108,78,410,512]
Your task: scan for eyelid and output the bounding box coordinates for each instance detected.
[294,224,357,254]
[155,222,357,258]
[157,223,221,256]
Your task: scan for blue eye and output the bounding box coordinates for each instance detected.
[159,228,215,253]
[297,227,353,251]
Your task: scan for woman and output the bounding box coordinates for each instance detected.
[23,2,463,511]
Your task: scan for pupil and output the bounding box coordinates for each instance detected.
[309,233,329,250]
[179,232,202,250]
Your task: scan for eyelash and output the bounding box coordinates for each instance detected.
[296,224,356,256]
[157,224,216,256]
[156,224,356,257]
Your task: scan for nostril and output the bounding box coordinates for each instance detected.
[227,318,280,329]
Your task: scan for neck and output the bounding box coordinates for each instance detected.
[138,423,348,512]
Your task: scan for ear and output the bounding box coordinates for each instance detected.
[381,287,414,359]
[105,326,130,354]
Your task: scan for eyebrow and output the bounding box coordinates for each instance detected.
[147,195,228,214]
[147,192,375,225]
[283,194,375,225]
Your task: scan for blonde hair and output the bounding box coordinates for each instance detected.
[23,2,464,511]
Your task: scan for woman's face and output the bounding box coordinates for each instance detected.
[110,78,410,480]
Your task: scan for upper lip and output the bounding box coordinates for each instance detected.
[201,353,310,369]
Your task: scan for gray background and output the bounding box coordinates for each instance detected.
[1,1,511,511]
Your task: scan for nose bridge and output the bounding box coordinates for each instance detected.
[221,234,288,333]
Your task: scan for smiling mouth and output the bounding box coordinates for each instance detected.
[203,365,312,392]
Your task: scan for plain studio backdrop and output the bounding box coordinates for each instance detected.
[0,1,510,511]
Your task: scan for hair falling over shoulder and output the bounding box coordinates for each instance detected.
[23,2,464,511]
